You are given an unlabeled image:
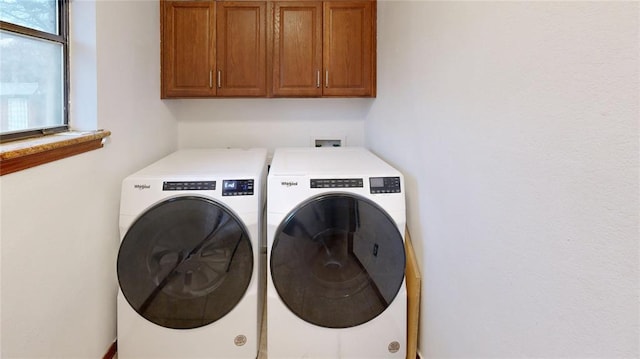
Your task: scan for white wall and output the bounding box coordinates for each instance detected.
[368,1,639,357]
[176,99,370,151]
[2,1,638,358]
[0,0,177,357]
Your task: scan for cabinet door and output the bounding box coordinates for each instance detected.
[323,1,375,97]
[161,1,216,98]
[216,1,267,97]
[272,2,322,97]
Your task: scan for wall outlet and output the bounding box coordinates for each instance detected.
[314,139,343,147]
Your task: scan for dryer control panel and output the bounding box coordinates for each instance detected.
[222,179,254,196]
[311,178,364,188]
[163,181,216,191]
[369,177,401,194]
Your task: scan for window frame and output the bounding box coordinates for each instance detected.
[0,0,70,142]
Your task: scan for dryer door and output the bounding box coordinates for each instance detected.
[117,196,253,329]
[271,193,405,328]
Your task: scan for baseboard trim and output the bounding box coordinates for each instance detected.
[102,340,117,359]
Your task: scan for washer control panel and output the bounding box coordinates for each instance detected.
[163,181,216,191]
[310,178,364,188]
[369,177,401,194]
[222,179,254,196]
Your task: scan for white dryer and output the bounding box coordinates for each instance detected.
[267,147,407,359]
[117,148,267,359]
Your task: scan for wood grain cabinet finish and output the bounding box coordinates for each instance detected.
[272,2,323,96]
[161,0,266,98]
[160,0,375,98]
[217,1,267,96]
[323,1,375,97]
[161,1,216,98]
[272,0,375,97]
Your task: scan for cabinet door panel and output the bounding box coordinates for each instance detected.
[273,2,322,97]
[162,1,215,98]
[323,1,374,97]
[217,1,267,97]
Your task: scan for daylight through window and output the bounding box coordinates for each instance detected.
[0,0,68,141]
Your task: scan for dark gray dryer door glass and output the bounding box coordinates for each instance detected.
[117,196,253,329]
[271,194,405,328]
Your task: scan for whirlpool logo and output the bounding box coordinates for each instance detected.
[281,181,298,187]
[134,184,151,190]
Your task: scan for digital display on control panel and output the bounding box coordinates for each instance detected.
[222,179,254,196]
[369,177,401,194]
[370,177,384,188]
[310,178,364,188]
[163,181,216,191]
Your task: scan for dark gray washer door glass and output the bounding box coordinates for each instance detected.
[117,196,253,329]
[271,194,405,328]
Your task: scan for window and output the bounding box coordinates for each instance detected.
[0,0,68,141]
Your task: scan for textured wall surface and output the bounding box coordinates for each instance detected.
[367,2,639,357]
[0,1,177,357]
[1,1,638,358]
[175,99,370,152]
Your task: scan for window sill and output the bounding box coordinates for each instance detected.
[0,130,111,176]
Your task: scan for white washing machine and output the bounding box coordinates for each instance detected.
[117,148,267,359]
[267,147,407,358]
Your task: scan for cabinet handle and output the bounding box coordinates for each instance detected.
[217,70,221,88]
[209,70,213,89]
[316,70,320,88]
[325,70,329,88]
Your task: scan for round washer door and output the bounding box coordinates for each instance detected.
[117,196,253,329]
[271,193,406,328]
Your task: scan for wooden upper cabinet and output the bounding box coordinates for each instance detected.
[216,1,267,97]
[161,0,266,98]
[160,0,375,98]
[272,2,323,97]
[323,1,375,97]
[161,1,216,98]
